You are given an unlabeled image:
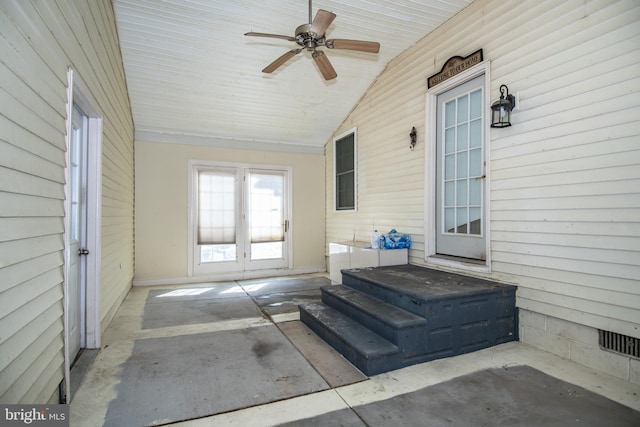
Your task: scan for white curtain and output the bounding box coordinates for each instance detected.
[197,170,236,245]
[248,171,284,243]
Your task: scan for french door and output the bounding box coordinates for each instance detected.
[192,164,290,275]
[435,75,486,260]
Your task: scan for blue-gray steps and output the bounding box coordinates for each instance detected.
[299,264,518,376]
[320,285,427,358]
[299,303,401,376]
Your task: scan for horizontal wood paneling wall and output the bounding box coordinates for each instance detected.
[326,0,640,338]
[0,0,134,403]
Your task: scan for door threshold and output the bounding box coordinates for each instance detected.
[427,254,490,273]
[433,254,485,265]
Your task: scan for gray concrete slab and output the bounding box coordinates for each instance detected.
[238,276,331,296]
[277,321,367,388]
[144,282,244,301]
[103,325,330,426]
[253,288,323,318]
[285,365,640,426]
[278,408,366,426]
[142,290,262,329]
[239,275,329,319]
[69,349,99,401]
[71,275,640,427]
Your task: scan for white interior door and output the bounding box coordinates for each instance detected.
[435,75,486,260]
[68,104,88,361]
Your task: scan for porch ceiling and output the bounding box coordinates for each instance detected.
[112,0,473,152]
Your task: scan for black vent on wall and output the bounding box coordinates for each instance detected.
[599,330,640,359]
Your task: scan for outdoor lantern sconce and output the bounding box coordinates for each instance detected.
[409,126,417,150]
[491,85,516,128]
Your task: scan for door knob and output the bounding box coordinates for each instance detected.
[78,248,90,256]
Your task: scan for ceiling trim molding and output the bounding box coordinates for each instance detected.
[135,130,325,155]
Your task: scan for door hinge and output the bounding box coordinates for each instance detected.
[284,219,289,232]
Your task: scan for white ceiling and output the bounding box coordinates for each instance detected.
[113,0,473,153]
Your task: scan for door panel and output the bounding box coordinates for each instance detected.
[69,104,88,361]
[246,169,287,270]
[196,168,242,273]
[436,75,486,260]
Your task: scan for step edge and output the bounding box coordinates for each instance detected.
[322,286,427,328]
[341,268,517,303]
[299,303,400,358]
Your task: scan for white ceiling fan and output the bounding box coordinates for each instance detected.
[245,0,381,80]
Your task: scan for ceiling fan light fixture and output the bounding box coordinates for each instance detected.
[245,0,380,80]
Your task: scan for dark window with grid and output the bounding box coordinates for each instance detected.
[335,132,355,210]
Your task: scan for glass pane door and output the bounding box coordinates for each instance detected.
[436,75,486,260]
[197,168,241,271]
[246,169,288,270]
[443,88,483,235]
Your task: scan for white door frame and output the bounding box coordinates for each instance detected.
[424,60,492,273]
[187,160,293,278]
[63,68,103,401]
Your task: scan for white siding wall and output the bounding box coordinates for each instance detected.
[0,0,134,403]
[326,0,639,371]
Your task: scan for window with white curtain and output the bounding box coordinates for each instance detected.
[197,168,239,263]
[198,169,236,245]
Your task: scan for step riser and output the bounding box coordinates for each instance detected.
[299,306,399,376]
[321,289,427,358]
[424,294,518,349]
[422,314,518,356]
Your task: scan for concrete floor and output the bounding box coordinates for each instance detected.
[69,274,640,426]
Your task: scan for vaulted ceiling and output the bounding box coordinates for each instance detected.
[112,0,473,153]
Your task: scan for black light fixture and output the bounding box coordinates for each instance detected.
[491,84,516,128]
[409,127,417,150]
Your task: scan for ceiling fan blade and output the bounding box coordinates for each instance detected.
[312,50,337,80]
[262,49,301,73]
[245,32,296,42]
[310,9,336,37]
[326,39,380,53]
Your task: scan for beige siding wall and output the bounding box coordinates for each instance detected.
[0,0,134,403]
[134,140,325,283]
[326,0,639,350]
